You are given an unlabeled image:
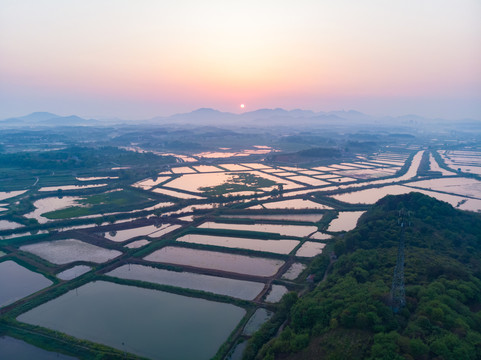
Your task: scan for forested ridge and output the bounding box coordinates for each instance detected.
[248,193,481,360]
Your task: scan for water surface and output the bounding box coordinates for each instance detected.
[76,176,118,181]
[107,264,264,300]
[407,177,481,199]
[38,184,107,192]
[327,211,365,232]
[259,199,332,210]
[0,190,27,201]
[309,232,332,240]
[177,234,299,254]
[57,265,91,280]
[20,239,121,265]
[104,224,169,242]
[124,239,150,248]
[265,285,288,303]
[0,336,77,360]
[242,308,273,336]
[296,242,326,257]
[25,196,83,223]
[223,214,324,222]
[0,260,52,307]
[132,177,171,190]
[198,222,317,237]
[0,220,23,230]
[18,281,245,360]
[145,246,284,277]
[152,187,205,199]
[219,164,251,171]
[226,341,247,360]
[287,175,329,186]
[193,165,223,172]
[170,166,197,174]
[282,262,307,280]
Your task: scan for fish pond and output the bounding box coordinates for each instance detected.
[20,239,121,265]
[327,211,365,232]
[0,260,52,308]
[226,341,248,360]
[38,184,107,192]
[242,308,273,336]
[259,198,332,210]
[309,232,332,240]
[0,220,23,230]
[107,264,264,300]
[152,187,205,199]
[24,196,83,223]
[103,224,171,242]
[176,234,299,255]
[145,246,284,277]
[56,265,92,280]
[0,336,77,360]
[282,262,307,280]
[264,284,288,303]
[198,222,317,237]
[296,241,326,257]
[0,190,27,201]
[18,281,245,360]
[407,177,481,199]
[124,239,150,249]
[223,213,324,222]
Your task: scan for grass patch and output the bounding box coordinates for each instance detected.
[42,189,157,219]
[200,173,278,196]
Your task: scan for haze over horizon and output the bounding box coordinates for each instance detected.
[3,106,479,124]
[1,0,480,120]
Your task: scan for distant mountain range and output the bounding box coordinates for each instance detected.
[0,112,98,127]
[147,108,374,125]
[1,108,479,128]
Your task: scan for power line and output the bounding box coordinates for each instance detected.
[390,209,407,312]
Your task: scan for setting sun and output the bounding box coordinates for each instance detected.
[240,104,245,109]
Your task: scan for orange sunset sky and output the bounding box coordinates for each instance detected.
[0,0,480,119]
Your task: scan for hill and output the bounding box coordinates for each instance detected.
[0,112,97,127]
[245,193,481,360]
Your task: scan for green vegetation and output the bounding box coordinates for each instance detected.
[1,117,480,359]
[296,148,342,158]
[100,275,253,309]
[417,150,442,177]
[0,320,142,360]
[344,141,378,152]
[267,147,343,164]
[243,293,299,359]
[0,146,175,170]
[42,189,159,219]
[432,150,481,181]
[200,173,278,196]
[0,145,177,191]
[190,227,284,240]
[247,193,481,359]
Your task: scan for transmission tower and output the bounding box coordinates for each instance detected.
[390,209,407,312]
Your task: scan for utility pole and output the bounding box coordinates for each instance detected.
[390,209,407,312]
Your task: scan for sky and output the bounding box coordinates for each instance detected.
[0,0,480,120]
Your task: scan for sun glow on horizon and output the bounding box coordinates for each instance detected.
[0,0,479,119]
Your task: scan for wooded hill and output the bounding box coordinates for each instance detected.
[247,192,481,360]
